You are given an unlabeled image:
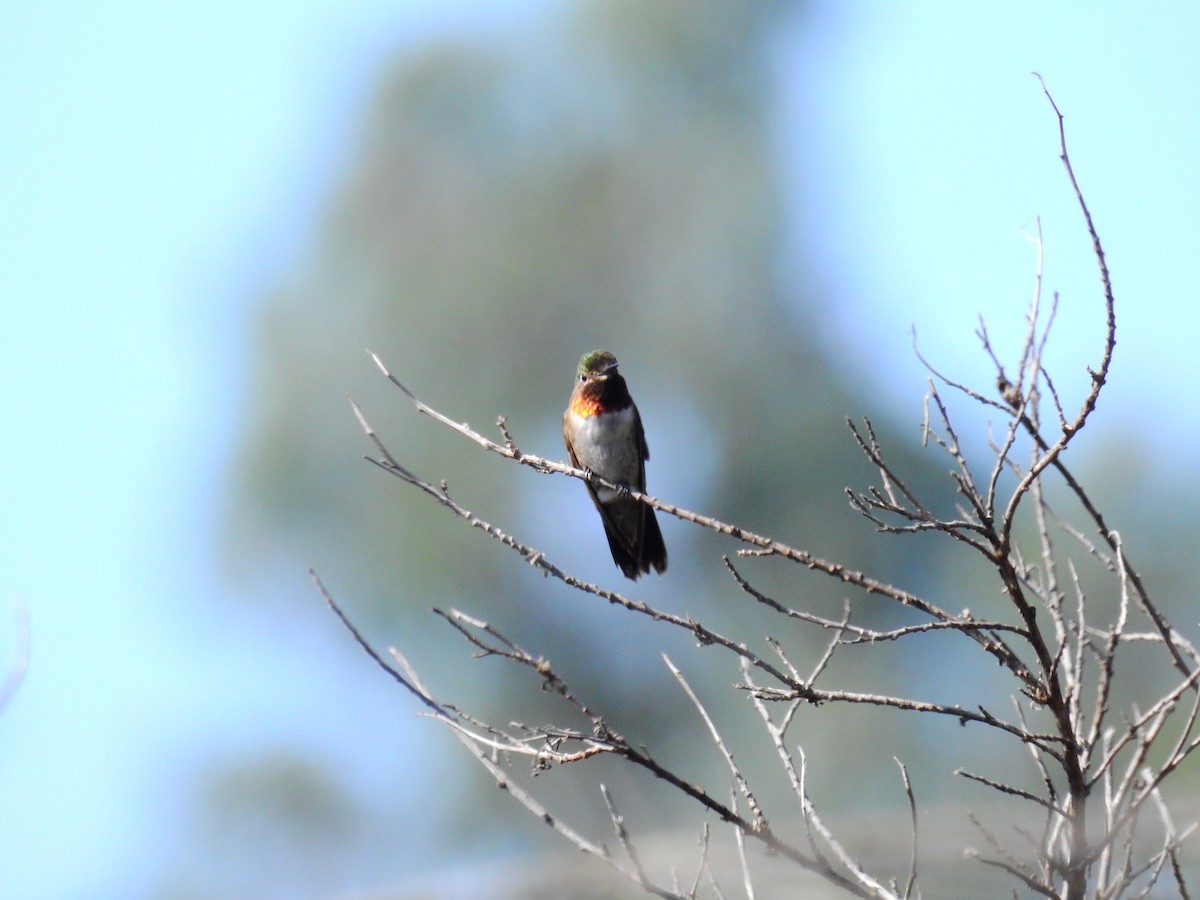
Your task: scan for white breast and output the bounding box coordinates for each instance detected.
[570,406,640,500]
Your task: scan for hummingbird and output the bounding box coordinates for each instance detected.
[563,350,667,580]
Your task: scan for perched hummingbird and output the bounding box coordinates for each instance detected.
[563,350,667,580]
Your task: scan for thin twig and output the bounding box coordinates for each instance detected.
[895,758,919,900]
[664,655,764,830]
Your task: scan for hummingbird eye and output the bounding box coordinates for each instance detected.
[579,373,588,383]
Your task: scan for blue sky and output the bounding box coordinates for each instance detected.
[2,2,1197,897]
[1,3,546,896]
[787,3,1200,457]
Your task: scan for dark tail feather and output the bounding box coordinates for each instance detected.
[605,508,668,580]
[641,509,668,575]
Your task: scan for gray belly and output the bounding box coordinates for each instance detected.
[572,408,642,498]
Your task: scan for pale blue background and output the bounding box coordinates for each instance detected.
[2,2,1196,896]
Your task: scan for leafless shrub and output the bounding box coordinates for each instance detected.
[314,80,1198,899]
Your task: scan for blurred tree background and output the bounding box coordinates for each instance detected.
[187,0,1199,896]
[6,2,1200,899]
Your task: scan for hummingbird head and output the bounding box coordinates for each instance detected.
[576,349,620,385]
[570,349,633,416]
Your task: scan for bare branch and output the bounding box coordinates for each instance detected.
[956,768,1065,817]
[316,85,1198,900]
[602,785,681,899]
[664,655,764,830]
[362,362,1036,683]
[895,758,918,900]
